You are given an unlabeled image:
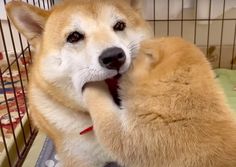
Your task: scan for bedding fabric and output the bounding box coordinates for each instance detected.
[35,137,59,167]
[215,69,236,113]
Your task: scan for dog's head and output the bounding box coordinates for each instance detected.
[6,0,151,106]
[125,37,207,86]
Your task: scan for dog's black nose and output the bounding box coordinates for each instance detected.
[99,47,126,70]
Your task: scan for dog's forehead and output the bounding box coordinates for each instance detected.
[41,0,146,51]
[45,2,126,35]
[50,1,125,22]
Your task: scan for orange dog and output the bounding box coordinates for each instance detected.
[84,37,236,167]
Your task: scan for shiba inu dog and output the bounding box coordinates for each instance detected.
[84,37,236,167]
[5,0,151,166]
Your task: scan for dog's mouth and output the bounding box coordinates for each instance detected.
[105,74,121,107]
[82,74,122,107]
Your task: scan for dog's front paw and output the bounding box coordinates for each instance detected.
[83,81,110,107]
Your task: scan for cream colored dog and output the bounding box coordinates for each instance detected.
[84,37,236,167]
[6,0,151,166]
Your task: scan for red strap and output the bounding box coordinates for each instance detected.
[80,126,93,135]
[0,52,3,60]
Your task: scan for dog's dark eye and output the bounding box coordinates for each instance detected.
[113,21,126,31]
[67,31,85,43]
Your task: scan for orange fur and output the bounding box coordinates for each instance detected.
[84,37,236,167]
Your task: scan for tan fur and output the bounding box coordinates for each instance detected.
[6,0,151,166]
[84,37,236,167]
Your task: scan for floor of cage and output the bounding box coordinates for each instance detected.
[0,62,29,167]
[0,63,29,161]
[23,131,46,167]
[0,115,32,166]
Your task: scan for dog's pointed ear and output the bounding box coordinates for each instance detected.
[126,0,142,11]
[5,1,51,47]
[140,39,161,64]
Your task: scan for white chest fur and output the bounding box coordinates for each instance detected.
[30,85,112,166]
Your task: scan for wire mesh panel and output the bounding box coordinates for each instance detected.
[0,1,54,166]
[142,0,236,69]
